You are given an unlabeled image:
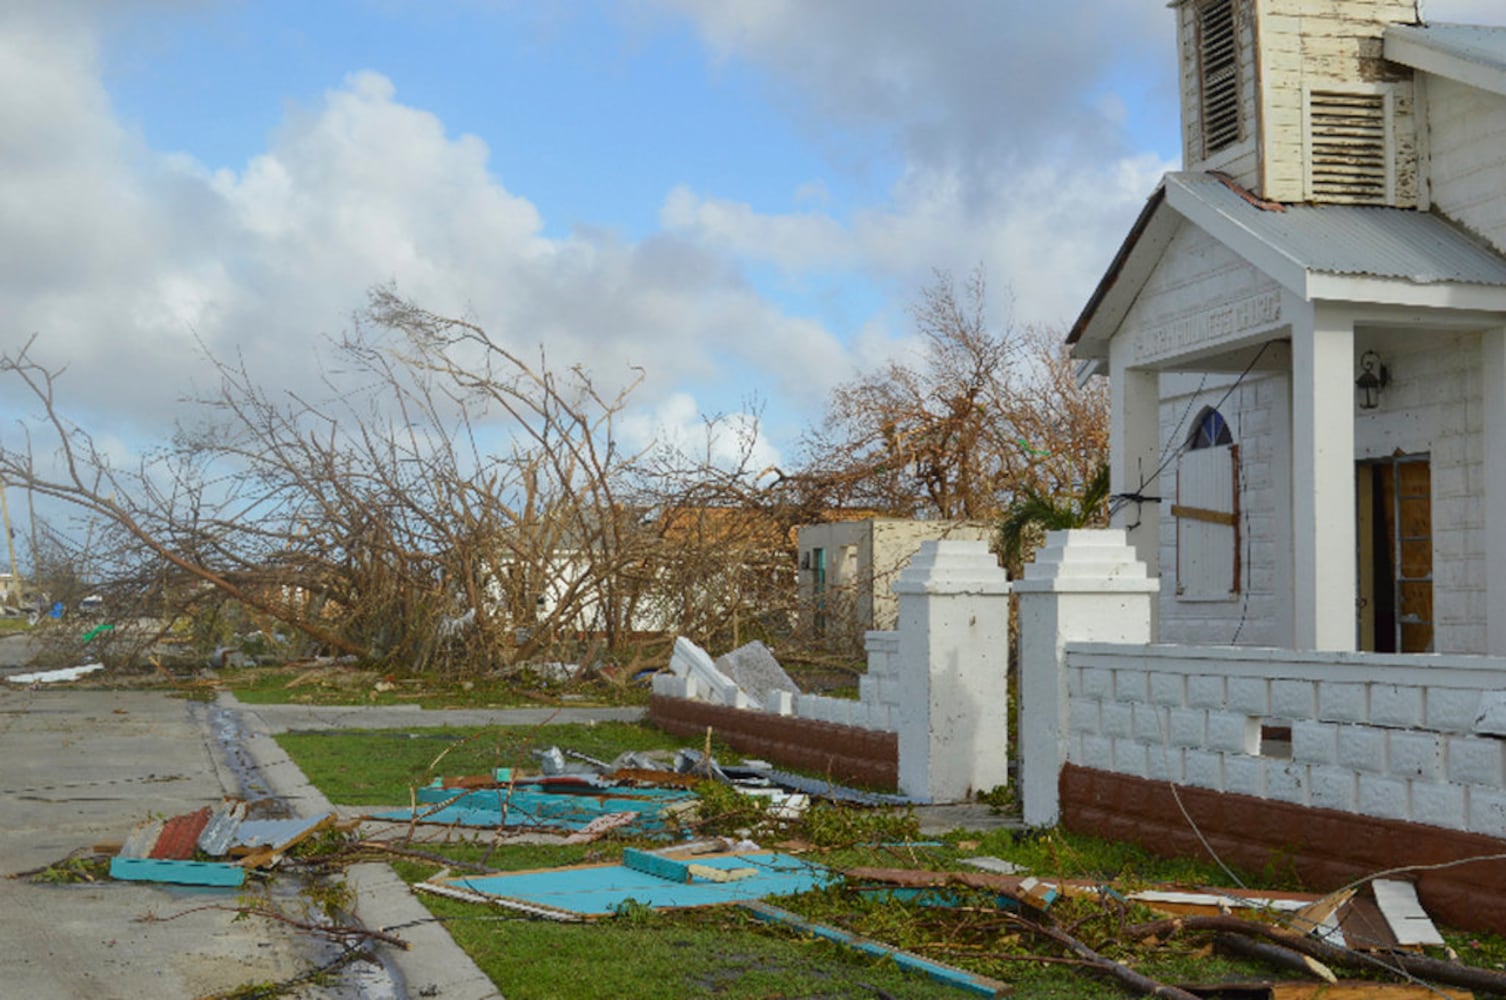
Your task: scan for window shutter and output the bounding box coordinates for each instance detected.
[1199,0,1240,156]
[1308,90,1389,204]
[1174,444,1240,598]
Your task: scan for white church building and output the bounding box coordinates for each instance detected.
[1071,0,1506,656]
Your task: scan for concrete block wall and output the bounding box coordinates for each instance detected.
[1356,331,1485,655]
[1064,642,1506,837]
[1157,330,1487,654]
[1156,370,1289,648]
[653,631,902,733]
[649,541,1009,802]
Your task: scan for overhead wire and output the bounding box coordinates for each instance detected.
[1108,338,1279,523]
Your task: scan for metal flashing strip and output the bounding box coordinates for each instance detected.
[757,768,922,806]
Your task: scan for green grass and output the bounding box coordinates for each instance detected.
[278,726,1506,999]
[409,897,975,1000]
[274,721,706,805]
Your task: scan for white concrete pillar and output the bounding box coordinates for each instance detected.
[1110,342,1163,584]
[1291,306,1356,650]
[892,540,1010,802]
[1485,329,1506,655]
[1013,529,1158,827]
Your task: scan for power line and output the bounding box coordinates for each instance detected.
[1109,339,1278,522]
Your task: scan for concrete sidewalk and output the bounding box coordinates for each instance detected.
[229,693,650,1000]
[0,686,339,998]
[232,695,646,734]
[0,684,641,998]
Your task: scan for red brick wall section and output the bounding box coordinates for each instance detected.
[1060,763,1506,937]
[647,695,898,790]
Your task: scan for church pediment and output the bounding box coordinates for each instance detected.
[1117,220,1286,370]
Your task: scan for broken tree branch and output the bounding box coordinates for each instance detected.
[1215,932,1338,983]
[138,903,410,950]
[1127,915,1506,995]
[1010,912,1203,1000]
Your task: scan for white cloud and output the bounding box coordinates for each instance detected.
[0,12,854,443]
[620,392,782,473]
[651,0,1180,338]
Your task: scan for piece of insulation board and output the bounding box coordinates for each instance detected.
[622,847,691,883]
[1371,879,1445,947]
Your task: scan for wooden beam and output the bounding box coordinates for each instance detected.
[1171,504,1238,526]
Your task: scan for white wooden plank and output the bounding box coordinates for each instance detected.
[1372,879,1446,947]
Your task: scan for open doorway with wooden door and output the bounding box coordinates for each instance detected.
[1356,454,1433,652]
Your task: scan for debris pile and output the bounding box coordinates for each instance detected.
[105,800,336,887]
[22,722,1506,1000]
[374,743,918,842]
[653,637,800,711]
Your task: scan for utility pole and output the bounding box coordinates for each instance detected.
[0,477,18,605]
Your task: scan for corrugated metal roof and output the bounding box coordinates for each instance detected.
[1389,22,1506,74]
[1171,172,1506,286]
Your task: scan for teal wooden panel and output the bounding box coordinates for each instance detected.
[110,857,246,887]
[449,852,829,917]
[621,848,689,883]
[741,901,1008,997]
[387,783,694,834]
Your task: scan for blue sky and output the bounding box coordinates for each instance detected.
[2,0,1502,471]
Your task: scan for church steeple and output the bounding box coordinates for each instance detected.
[1176,0,1422,206]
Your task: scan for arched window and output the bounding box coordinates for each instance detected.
[1187,406,1233,450]
[1175,407,1239,599]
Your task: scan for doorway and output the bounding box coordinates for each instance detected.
[1356,455,1432,653]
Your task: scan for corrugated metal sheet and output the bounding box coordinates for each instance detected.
[1172,172,1506,286]
[1390,23,1506,74]
[232,812,333,851]
[149,807,211,860]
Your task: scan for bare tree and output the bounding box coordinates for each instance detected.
[0,292,803,675]
[795,268,1108,524]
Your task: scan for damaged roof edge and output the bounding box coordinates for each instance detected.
[1066,182,1168,348]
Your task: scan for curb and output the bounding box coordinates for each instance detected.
[226,693,504,1000]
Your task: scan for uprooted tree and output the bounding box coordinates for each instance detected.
[0,290,800,675]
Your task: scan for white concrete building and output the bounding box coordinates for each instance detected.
[1072,0,1506,655]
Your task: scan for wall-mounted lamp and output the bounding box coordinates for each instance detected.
[1356,349,1389,410]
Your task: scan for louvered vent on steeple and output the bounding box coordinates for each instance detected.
[1308,90,1390,204]
[1198,0,1240,156]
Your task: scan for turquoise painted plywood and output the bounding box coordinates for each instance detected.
[110,857,247,887]
[447,852,828,917]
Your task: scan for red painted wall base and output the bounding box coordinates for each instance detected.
[648,695,898,789]
[1061,763,1506,936]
